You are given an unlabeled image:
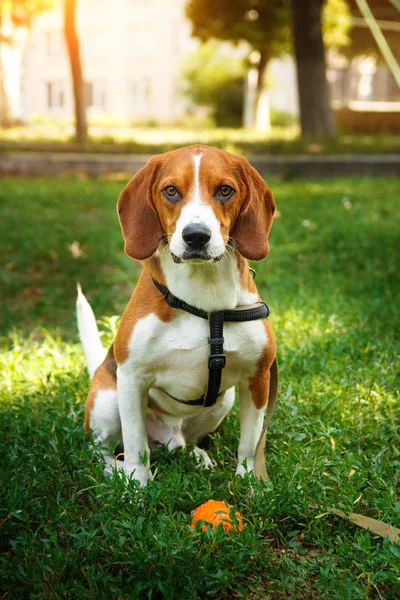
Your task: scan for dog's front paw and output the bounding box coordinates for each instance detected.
[235,457,255,477]
[124,462,151,486]
[103,455,151,486]
[235,459,258,497]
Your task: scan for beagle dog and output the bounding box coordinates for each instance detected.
[77,145,276,486]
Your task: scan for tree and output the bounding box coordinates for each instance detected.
[183,42,245,127]
[186,0,350,135]
[64,0,87,143]
[0,0,52,127]
[291,0,336,137]
[186,0,291,128]
[323,0,352,48]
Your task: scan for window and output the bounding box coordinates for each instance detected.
[47,82,65,108]
[131,78,151,116]
[85,81,106,108]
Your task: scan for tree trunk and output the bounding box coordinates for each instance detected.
[291,0,336,137]
[0,44,12,127]
[253,46,269,129]
[0,9,13,128]
[64,0,87,143]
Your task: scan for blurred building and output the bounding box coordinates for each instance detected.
[20,0,400,127]
[21,0,300,125]
[327,1,400,132]
[21,0,196,122]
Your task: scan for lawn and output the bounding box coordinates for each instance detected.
[0,122,400,155]
[0,174,399,599]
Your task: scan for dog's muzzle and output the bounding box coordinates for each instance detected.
[182,223,211,250]
[170,223,223,263]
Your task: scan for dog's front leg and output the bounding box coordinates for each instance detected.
[117,366,152,486]
[236,379,268,477]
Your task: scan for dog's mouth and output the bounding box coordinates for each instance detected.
[171,251,222,264]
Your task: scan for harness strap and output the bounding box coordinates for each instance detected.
[159,388,225,406]
[152,279,270,322]
[205,311,225,407]
[152,278,270,409]
[153,279,209,319]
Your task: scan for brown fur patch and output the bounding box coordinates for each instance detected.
[248,319,276,410]
[230,159,276,261]
[236,253,258,296]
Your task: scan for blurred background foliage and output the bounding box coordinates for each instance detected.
[182,42,245,127]
[1,0,399,143]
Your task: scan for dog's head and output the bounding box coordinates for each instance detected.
[117,145,276,262]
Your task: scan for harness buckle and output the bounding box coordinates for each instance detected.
[208,353,226,370]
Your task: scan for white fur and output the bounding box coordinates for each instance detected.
[160,251,258,313]
[169,153,225,261]
[90,388,121,446]
[76,284,106,378]
[117,365,152,485]
[236,383,265,476]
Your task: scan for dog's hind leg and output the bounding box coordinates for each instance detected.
[86,387,124,473]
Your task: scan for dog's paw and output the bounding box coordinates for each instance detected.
[125,463,151,487]
[191,446,217,470]
[103,455,151,486]
[235,457,255,478]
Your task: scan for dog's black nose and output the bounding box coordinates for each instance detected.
[182,223,211,250]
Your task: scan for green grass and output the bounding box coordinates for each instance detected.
[0,123,400,155]
[1,175,399,599]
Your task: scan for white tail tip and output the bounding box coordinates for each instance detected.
[76,283,106,379]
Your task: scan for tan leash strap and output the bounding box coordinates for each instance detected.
[254,358,279,481]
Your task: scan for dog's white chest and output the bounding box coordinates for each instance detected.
[126,312,267,402]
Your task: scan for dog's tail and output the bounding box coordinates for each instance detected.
[76,283,107,379]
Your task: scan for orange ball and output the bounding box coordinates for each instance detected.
[190,499,244,533]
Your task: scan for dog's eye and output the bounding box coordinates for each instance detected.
[215,185,235,202]
[162,185,182,203]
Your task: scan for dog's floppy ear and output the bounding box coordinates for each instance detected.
[117,157,163,261]
[231,158,276,261]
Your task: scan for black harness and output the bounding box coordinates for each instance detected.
[152,278,270,408]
